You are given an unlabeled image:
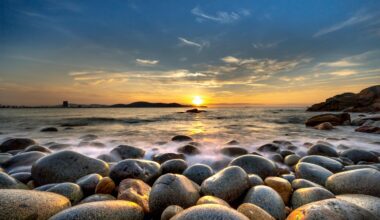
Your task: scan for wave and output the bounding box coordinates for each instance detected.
[60,117,161,127]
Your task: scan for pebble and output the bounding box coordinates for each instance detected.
[110,145,145,160]
[171,135,193,142]
[24,145,52,153]
[161,205,184,220]
[76,173,102,196]
[183,164,214,185]
[47,182,84,205]
[291,187,335,209]
[299,155,344,173]
[161,159,188,174]
[2,151,46,173]
[340,149,379,163]
[220,147,248,157]
[0,172,28,189]
[264,177,292,205]
[110,159,161,184]
[237,203,275,220]
[291,178,323,190]
[152,153,185,164]
[229,155,277,178]
[118,178,151,213]
[80,194,116,204]
[196,195,230,207]
[295,162,333,186]
[95,176,115,194]
[171,204,249,220]
[177,145,200,155]
[337,194,380,218]
[248,174,264,187]
[307,143,338,157]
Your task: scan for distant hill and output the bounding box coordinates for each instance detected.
[110,102,191,108]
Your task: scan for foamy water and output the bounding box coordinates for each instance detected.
[0,107,379,166]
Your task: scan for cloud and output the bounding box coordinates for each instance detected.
[318,60,361,68]
[329,70,358,76]
[136,58,159,65]
[178,37,208,51]
[252,41,281,49]
[221,56,240,64]
[191,6,250,24]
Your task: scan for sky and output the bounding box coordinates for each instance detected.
[1,0,380,106]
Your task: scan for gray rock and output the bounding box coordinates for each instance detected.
[295,162,333,186]
[152,153,185,164]
[47,182,84,205]
[248,174,264,187]
[237,203,275,220]
[24,145,52,153]
[0,138,36,152]
[172,135,193,142]
[341,149,379,163]
[11,172,32,184]
[177,145,200,155]
[76,173,102,196]
[0,153,12,164]
[221,147,248,157]
[110,159,161,184]
[299,155,344,173]
[41,127,58,132]
[161,205,184,220]
[171,204,249,220]
[161,159,188,174]
[229,155,277,179]
[244,185,286,220]
[201,166,249,203]
[80,194,116,204]
[110,145,145,160]
[183,164,214,185]
[281,174,295,183]
[291,187,335,209]
[257,143,279,152]
[337,194,380,219]
[326,168,380,197]
[2,151,46,173]
[149,174,200,215]
[344,164,379,171]
[196,196,230,207]
[307,143,338,157]
[79,134,98,141]
[31,151,109,186]
[0,189,70,219]
[34,183,57,191]
[50,200,144,220]
[0,172,28,189]
[292,178,323,190]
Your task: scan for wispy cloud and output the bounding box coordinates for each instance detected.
[252,41,281,49]
[178,37,208,51]
[191,6,250,24]
[329,70,358,76]
[318,60,361,68]
[136,58,159,65]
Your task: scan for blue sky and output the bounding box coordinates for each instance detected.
[1,0,380,105]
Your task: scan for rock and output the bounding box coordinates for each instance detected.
[201,166,249,203]
[80,194,116,204]
[257,143,279,152]
[11,172,32,184]
[118,179,151,213]
[287,198,376,220]
[299,155,344,173]
[183,164,214,185]
[172,135,193,142]
[244,185,286,220]
[264,177,292,205]
[0,172,28,189]
[2,151,46,173]
[40,127,58,132]
[47,182,84,205]
[110,159,161,184]
[248,174,263,187]
[161,159,188,174]
[152,153,185,164]
[291,187,335,209]
[0,153,12,164]
[307,143,338,157]
[34,183,58,191]
[307,92,358,112]
[0,138,36,152]
[79,134,98,141]
[31,151,109,186]
[186,108,206,113]
[337,194,380,218]
[280,150,294,158]
[226,140,240,145]
[97,154,118,162]
[237,203,275,220]
[177,145,200,155]
[95,177,115,194]
[326,168,380,197]
[291,178,324,189]
[344,164,379,171]
[305,113,351,127]
[281,174,295,183]
[340,149,379,163]
[161,205,184,220]
[0,189,70,219]
[149,174,200,215]
[196,196,230,207]
[314,122,334,130]
[50,200,144,220]
[270,153,283,163]
[221,147,248,157]
[295,162,333,186]
[24,145,52,153]
[171,204,249,220]
[49,143,71,150]
[110,145,145,160]
[229,155,278,179]
[76,173,102,196]
[355,125,380,134]
[284,154,300,166]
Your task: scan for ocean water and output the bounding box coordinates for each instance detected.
[0,107,379,167]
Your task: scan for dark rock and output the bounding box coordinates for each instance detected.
[171,135,193,142]
[284,154,300,166]
[281,174,295,183]
[10,172,32,184]
[2,151,46,174]
[118,178,151,213]
[24,145,52,153]
[80,194,115,204]
[79,134,98,141]
[0,153,12,164]
[295,162,333,186]
[337,194,380,218]
[291,187,335,209]
[307,143,338,157]
[229,155,278,179]
[355,125,380,134]
[0,138,36,152]
[291,178,323,190]
[110,159,161,184]
[47,182,84,205]
[314,122,334,130]
[341,149,379,163]
[177,145,200,155]
[161,205,184,220]
[186,108,207,113]
[97,154,118,162]
[226,140,240,145]
[220,147,248,157]
[152,153,185,164]
[248,174,264,187]
[40,127,58,132]
[237,203,275,220]
[171,204,249,220]
[0,172,28,189]
[196,196,230,207]
[161,159,188,174]
[344,164,379,171]
[49,143,71,150]
[76,173,102,196]
[279,150,294,158]
[257,143,279,152]
[110,145,145,160]
[305,113,351,126]
[299,155,344,173]
[270,153,283,163]
[183,164,214,185]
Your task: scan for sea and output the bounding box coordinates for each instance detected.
[0,107,379,167]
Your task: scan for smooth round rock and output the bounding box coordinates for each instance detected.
[196,196,230,207]
[299,155,344,173]
[287,198,376,220]
[229,155,277,179]
[326,168,380,197]
[0,138,36,152]
[0,172,28,189]
[11,172,32,184]
[221,147,248,157]
[244,185,286,220]
[47,182,84,205]
[307,143,338,157]
[0,189,70,219]
[110,159,161,184]
[183,164,214,185]
[292,178,323,190]
[152,153,185,164]
[41,127,58,132]
[171,204,249,220]
[0,153,12,164]
[95,177,115,194]
[201,166,249,203]
[76,173,102,196]
[337,194,380,218]
[50,200,144,220]
[161,159,188,174]
[118,178,151,213]
[281,174,295,183]
[248,174,264,187]
[172,135,193,142]
[291,187,335,209]
[149,174,200,215]
[31,151,109,186]
[177,145,200,155]
[2,151,46,173]
[295,162,333,186]
[237,203,275,220]
[264,177,292,205]
[341,149,379,163]
[110,145,145,160]
[80,194,116,204]
[258,143,279,152]
[161,205,184,220]
[24,145,52,153]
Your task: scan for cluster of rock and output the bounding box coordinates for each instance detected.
[1,136,380,219]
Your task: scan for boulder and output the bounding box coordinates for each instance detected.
[340,149,379,163]
[237,203,275,220]
[47,182,84,205]
[305,113,351,126]
[118,178,151,213]
[299,155,344,173]
[0,138,36,152]
[161,159,188,174]
[291,187,335,209]
[229,155,277,179]
[295,162,333,186]
[186,108,207,113]
[171,204,249,220]
[337,194,380,218]
[183,164,214,185]
[110,159,160,184]
[307,92,358,112]
[110,145,145,160]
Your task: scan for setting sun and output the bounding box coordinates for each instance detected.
[192,96,204,106]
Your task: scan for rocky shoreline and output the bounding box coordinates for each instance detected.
[1,129,380,220]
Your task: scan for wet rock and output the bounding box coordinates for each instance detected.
[211,158,232,171]
[186,108,207,113]
[0,189,70,219]
[284,154,300,166]
[307,143,338,157]
[34,183,57,191]
[161,159,188,174]
[264,177,292,205]
[196,195,230,207]
[183,164,214,185]
[355,125,380,134]
[229,155,278,179]
[76,173,102,196]
[291,178,323,190]
[79,134,98,141]
[171,135,193,142]
[149,174,200,215]
[257,143,279,152]
[221,147,248,157]
[110,159,161,184]
[0,138,36,152]
[280,150,294,158]
[152,153,185,164]
[177,145,200,155]
[161,205,184,220]
[281,174,295,183]
[2,151,46,173]
[110,145,145,160]
[326,168,380,197]
[226,140,240,145]
[0,153,12,164]
[47,182,84,205]
[80,194,116,204]
[248,174,263,187]
[337,194,380,218]
[118,178,151,213]
[24,145,52,153]
[295,162,333,186]
[97,154,118,162]
[300,155,344,173]
[291,187,335,209]
[237,203,275,220]
[32,151,109,186]
[305,113,351,126]
[244,185,286,220]
[0,172,28,189]
[340,149,379,163]
[287,198,376,220]
[201,166,249,203]
[49,143,71,150]
[344,164,379,171]
[50,200,144,220]
[11,172,32,184]
[171,204,249,220]
[314,122,334,130]
[40,127,58,132]
[95,177,115,194]
[270,153,283,163]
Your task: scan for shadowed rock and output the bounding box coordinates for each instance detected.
[171,204,249,220]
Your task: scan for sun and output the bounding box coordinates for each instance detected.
[192,96,204,106]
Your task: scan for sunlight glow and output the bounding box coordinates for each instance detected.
[192,96,204,106]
